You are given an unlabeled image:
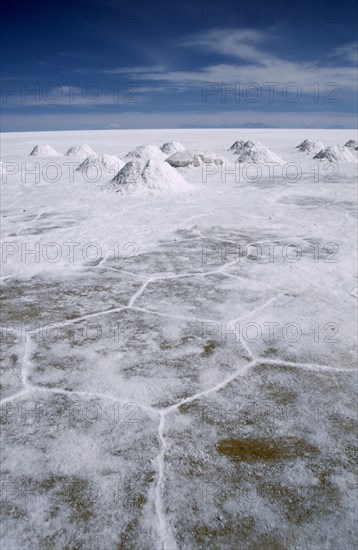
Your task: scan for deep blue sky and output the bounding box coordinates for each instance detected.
[1,0,357,130]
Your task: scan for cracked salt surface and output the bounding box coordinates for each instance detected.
[1,129,357,549]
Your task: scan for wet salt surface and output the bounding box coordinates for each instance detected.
[1,129,357,549]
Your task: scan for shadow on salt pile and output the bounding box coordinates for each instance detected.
[125,144,167,163]
[108,159,193,196]
[29,144,61,157]
[313,145,357,162]
[160,141,186,156]
[231,140,284,164]
[76,154,124,180]
[228,139,247,152]
[295,139,324,153]
[344,139,358,150]
[65,144,96,158]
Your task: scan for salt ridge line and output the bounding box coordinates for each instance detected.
[225,291,285,326]
[101,265,146,278]
[2,258,351,388]
[21,335,33,388]
[26,306,128,333]
[150,352,354,548]
[1,354,352,409]
[131,305,218,326]
[1,245,354,549]
[128,278,152,307]
[154,413,178,550]
[2,251,352,377]
[32,386,157,416]
[3,231,292,337]
[1,332,352,549]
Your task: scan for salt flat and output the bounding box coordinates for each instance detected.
[1,129,357,549]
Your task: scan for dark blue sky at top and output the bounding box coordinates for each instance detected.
[1,0,357,130]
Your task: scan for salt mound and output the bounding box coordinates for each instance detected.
[296,139,324,153]
[160,141,186,156]
[76,154,124,177]
[109,159,192,196]
[29,144,61,157]
[234,140,284,164]
[313,145,357,163]
[228,140,246,152]
[143,160,192,191]
[344,139,358,150]
[110,160,142,189]
[65,144,96,158]
[125,144,167,163]
[166,150,226,168]
[99,154,124,171]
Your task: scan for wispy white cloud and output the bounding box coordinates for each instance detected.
[327,41,358,65]
[182,28,277,65]
[3,30,356,130]
[99,30,357,93]
[138,62,356,92]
